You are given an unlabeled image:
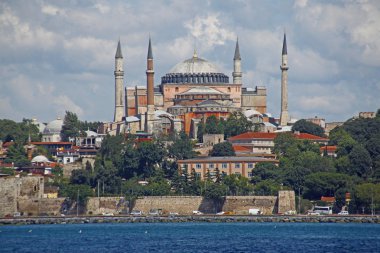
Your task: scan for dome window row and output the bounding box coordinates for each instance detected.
[161,73,229,84]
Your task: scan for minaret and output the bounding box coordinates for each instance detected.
[280,33,289,126]
[146,37,155,133]
[232,38,242,85]
[114,40,125,122]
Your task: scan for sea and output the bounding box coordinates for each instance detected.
[1,222,380,252]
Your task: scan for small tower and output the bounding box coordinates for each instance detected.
[114,40,125,122]
[232,38,242,85]
[280,33,289,126]
[146,37,155,134]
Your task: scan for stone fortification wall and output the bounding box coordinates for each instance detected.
[133,196,214,215]
[223,196,277,215]
[17,198,66,216]
[86,197,127,215]
[18,176,44,199]
[0,176,44,217]
[62,163,82,178]
[278,190,296,214]
[85,192,295,216]
[0,178,18,217]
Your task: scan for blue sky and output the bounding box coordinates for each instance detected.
[1,0,379,123]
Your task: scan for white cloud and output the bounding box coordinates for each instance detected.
[41,4,65,16]
[0,4,59,49]
[184,14,236,51]
[53,95,84,117]
[94,3,110,14]
[294,0,308,8]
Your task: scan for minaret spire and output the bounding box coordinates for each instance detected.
[280,32,289,126]
[115,39,123,58]
[232,37,242,85]
[114,40,125,122]
[147,36,153,59]
[146,36,155,134]
[234,37,241,60]
[282,33,287,55]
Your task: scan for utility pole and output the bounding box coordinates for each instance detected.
[76,189,79,217]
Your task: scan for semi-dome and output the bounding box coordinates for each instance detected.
[161,54,229,85]
[31,155,50,163]
[169,55,220,74]
[85,130,98,137]
[43,118,63,134]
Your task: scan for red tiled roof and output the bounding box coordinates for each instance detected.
[321,196,336,203]
[229,132,328,141]
[228,132,277,141]
[2,142,14,148]
[233,145,251,152]
[319,146,337,152]
[31,142,73,145]
[294,133,328,141]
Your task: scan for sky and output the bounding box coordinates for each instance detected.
[1,0,380,124]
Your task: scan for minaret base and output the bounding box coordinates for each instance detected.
[280,111,289,126]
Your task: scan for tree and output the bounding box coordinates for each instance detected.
[61,111,81,141]
[352,183,380,214]
[4,142,30,167]
[168,132,196,160]
[119,140,139,179]
[197,121,205,143]
[137,141,166,178]
[94,160,122,194]
[292,119,325,137]
[251,162,282,184]
[59,184,94,213]
[210,142,235,157]
[222,174,253,196]
[303,172,353,200]
[348,145,372,178]
[254,180,281,196]
[273,132,298,157]
[0,119,40,144]
[204,115,223,134]
[70,169,92,185]
[223,111,253,138]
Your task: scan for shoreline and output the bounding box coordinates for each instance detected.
[1,215,380,226]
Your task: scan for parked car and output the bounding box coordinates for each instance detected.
[169,212,179,216]
[216,211,225,215]
[284,210,297,215]
[307,211,320,216]
[338,211,349,215]
[192,210,203,215]
[249,209,261,215]
[102,212,114,216]
[148,209,160,216]
[130,210,143,216]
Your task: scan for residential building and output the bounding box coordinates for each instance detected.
[177,156,279,179]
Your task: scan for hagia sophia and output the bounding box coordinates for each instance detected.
[100,34,290,138]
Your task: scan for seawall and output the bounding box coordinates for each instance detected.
[1,215,380,226]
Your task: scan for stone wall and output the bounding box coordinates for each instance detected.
[0,176,44,217]
[62,163,82,178]
[223,196,277,215]
[133,196,214,215]
[18,176,44,199]
[18,198,66,216]
[0,178,17,217]
[86,197,127,215]
[278,190,296,214]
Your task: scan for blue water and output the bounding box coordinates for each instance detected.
[1,222,380,252]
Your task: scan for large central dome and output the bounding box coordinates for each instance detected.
[161,53,229,85]
[169,55,220,74]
